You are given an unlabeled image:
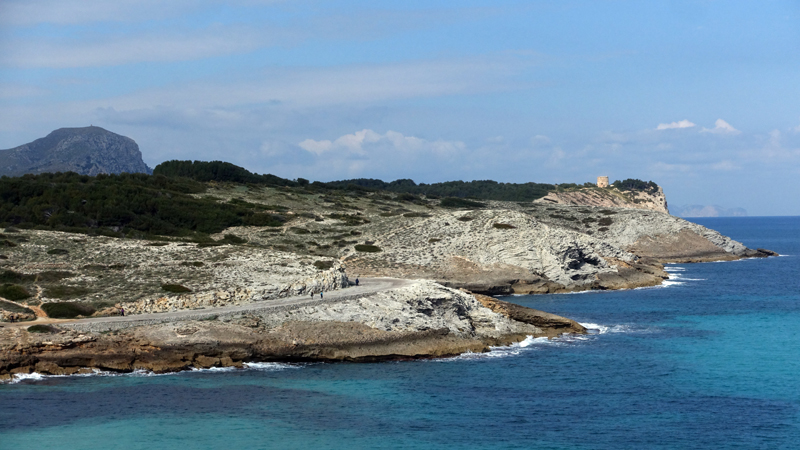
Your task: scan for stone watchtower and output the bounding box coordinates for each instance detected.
[597,176,609,188]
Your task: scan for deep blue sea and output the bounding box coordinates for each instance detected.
[1,217,798,450]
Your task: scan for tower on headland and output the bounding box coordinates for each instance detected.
[597,176,609,188]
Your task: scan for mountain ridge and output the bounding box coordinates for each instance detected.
[0,126,151,177]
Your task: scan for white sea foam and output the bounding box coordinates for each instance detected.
[664,266,686,272]
[244,362,301,371]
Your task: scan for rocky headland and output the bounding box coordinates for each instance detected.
[0,178,777,381]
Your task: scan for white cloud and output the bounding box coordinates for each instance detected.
[711,160,739,171]
[299,129,464,157]
[656,119,696,130]
[701,119,741,135]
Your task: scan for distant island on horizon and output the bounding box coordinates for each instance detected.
[672,205,748,218]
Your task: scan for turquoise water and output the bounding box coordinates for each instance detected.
[1,217,798,449]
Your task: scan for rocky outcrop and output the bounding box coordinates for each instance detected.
[536,186,669,214]
[0,126,152,176]
[120,262,349,315]
[0,281,584,379]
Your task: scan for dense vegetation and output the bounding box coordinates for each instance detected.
[613,178,659,194]
[154,160,299,187]
[0,172,286,238]
[321,179,555,202]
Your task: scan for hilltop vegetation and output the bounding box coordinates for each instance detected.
[0,159,659,240]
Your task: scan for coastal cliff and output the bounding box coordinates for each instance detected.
[536,185,669,214]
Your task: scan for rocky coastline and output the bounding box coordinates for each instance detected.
[0,184,779,382]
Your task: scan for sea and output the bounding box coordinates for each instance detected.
[1,216,798,450]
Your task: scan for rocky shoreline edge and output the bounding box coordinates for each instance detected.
[0,281,585,382]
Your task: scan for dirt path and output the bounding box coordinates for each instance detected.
[0,277,416,329]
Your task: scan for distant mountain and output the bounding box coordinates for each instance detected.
[672,205,748,218]
[0,126,152,177]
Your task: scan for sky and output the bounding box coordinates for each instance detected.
[0,0,799,215]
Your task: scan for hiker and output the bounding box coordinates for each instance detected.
[320,291,323,299]
[120,307,125,317]
[311,292,314,299]
[355,278,359,286]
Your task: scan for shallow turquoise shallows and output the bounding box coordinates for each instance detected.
[1,217,798,450]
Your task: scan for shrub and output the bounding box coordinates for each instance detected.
[45,286,90,299]
[146,242,170,246]
[354,244,382,253]
[244,213,286,227]
[162,284,192,293]
[2,240,17,247]
[222,234,247,244]
[492,223,516,230]
[598,227,609,232]
[290,227,311,235]
[582,217,597,223]
[313,260,335,270]
[599,210,617,215]
[180,261,205,267]
[598,217,613,226]
[428,238,442,243]
[28,325,58,333]
[0,299,34,315]
[197,242,224,248]
[403,212,431,218]
[0,284,31,301]
[47,248,69,255]
[41,302,96,318]
[440,197,486,209]
[457,216,474,221]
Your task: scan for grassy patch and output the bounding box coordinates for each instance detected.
[162,284,192,293]
[0,284,31,301]
[42,302,96,318]
[46,248,69,255]
[492,223,516,229]
[44,285,90,299]
[354,244,382,253]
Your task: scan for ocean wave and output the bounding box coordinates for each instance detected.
[664,266,686,272]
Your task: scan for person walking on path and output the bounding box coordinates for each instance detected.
[320,291,323,299]
[311,292,314,299]
[120,307,125,317]
[355,278,359,286]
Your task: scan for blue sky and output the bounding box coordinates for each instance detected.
[1,0,799,215]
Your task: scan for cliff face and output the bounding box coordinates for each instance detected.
[0,126,151,176]
[536,186,669,214]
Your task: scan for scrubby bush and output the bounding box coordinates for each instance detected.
[41,302,96,318]
[45,286,90,299]
[428,238,442,243]
[161,284,192,293]
[0,284,31,301]
[222,234,247,244]
[492,223,516,229]
[354,244,382,253]
[598,217,614,226]
[403,212,431,218]
[313,260,335,270]
[440,197,486,209]
[46,248,69,255]
[457,216,474,221]
[28,325,58,333]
